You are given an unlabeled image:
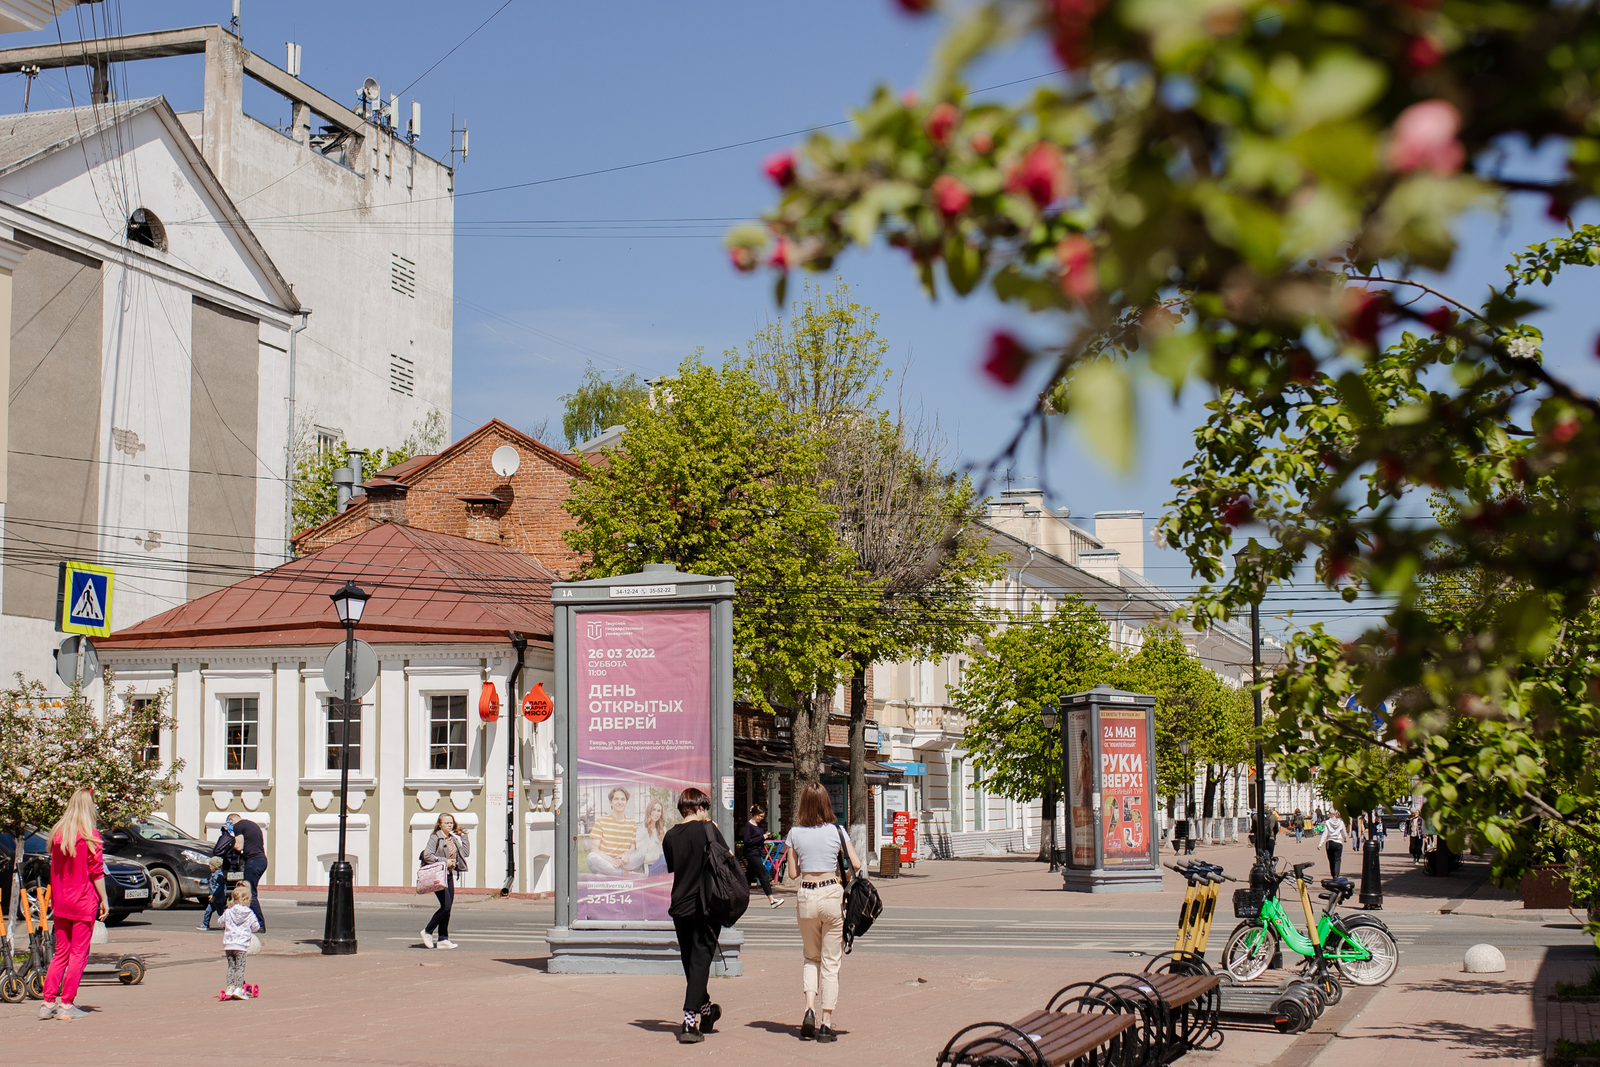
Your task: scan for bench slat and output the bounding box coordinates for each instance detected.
[945,1010,1135,1066]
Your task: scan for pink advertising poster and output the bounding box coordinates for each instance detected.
[1099,706,1151,867]
[574,608,710,922]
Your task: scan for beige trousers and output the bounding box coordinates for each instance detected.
[796,882,845,1011]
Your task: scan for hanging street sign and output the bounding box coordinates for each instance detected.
[53,635,101,688]
[56,561,114,637]
[321,639,379,699]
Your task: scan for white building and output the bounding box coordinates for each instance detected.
[872,491,1282,859]
[0,24,456,689]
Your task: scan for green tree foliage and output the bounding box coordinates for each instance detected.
[953,600,1120,804]
[291,412,447,536]
[1118,629,1253,799]
[1,676,179,931]
[562,353,859,784]
[560,365,651,448]
[738,278,1004,818]
[739,1,1600,896]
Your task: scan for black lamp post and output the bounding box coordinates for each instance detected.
[322,578,369,956]
[1234,545,1269,864]
[1040,704,1061,871]
[1179,738,1196,855]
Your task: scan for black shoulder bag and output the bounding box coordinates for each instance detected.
[834,825,882,954]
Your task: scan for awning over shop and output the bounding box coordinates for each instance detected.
[733,742,904,784]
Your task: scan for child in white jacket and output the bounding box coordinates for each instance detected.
[221,883,261,999]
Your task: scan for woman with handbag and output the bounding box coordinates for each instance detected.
[419,813,469,950]
[784,782,863,1043]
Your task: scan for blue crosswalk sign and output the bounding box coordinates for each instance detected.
[57,561,114,637]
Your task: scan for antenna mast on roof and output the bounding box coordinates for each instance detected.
[231,0,241,38]
[21,64,38,113]
[449,113,468,170]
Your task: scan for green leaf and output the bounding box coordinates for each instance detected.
[1288,51,1387,133]
[1068,360,1137,473]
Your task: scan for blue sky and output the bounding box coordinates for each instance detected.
[9,2,1596,637]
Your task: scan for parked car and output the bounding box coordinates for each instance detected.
[103,858,153,925]
[0,831,151,924]
[1379,805,1413,831]
[104,815,216,910]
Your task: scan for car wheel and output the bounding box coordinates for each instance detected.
[103,911,129,926]
[147,866,179,910]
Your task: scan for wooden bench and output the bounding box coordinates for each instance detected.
[936,1007,1136,1067]
[1136,968,1222,1058]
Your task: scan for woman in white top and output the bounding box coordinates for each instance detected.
[784,782,863,1044]
[1318,813,1348,880]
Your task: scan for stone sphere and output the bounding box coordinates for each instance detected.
[1463,943,1506,973]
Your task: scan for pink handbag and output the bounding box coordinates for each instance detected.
[416,861,448,894]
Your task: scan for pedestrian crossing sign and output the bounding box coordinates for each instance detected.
[56,561,114,637]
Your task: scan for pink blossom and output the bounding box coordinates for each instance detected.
[1005,143,1070,209]
[982,331,1030,386]
[763,150,796,187]
[932,175,971,218]
[1056,234,1097,301]
[927,102,961,146]
[1387,100,1465,175]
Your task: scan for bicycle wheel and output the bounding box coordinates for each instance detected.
[1222,922,1278,980]
[1329,924,1399,985]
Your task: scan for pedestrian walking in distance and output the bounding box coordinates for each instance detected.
[221,882,261,999]
[785,782,864,1043]
[663,787,725,1044]
[229,814,269,933]
[743,805,784,908]
[1291,809,1304,843]
[1319,812,1348,880]
[38,787,107,1021]
[420,813,469,950]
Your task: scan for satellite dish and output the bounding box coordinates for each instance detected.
[491,445,520,478]
[361,77,379,102]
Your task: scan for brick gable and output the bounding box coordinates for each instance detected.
[292,420,588,575]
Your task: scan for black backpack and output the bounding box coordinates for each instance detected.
[700,822,751,928]
[834,825,883,954]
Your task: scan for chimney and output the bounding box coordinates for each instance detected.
[460,493,508,544]
[1093,510,1145,577]
[364,477,408,527]
[1078,548,1123,586]
[334,450,367,513]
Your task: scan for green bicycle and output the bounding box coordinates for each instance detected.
[1222,862,1399,986]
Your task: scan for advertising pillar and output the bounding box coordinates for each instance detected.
[546,564,740,974]
[1059,685,1162,894]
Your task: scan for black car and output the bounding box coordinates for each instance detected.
[104,815,217,910]
[0,831,151,924]
[1379,805,1414,831]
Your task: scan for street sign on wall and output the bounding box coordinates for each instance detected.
[56,561,114,637]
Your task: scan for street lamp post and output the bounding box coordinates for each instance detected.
[1041,704,1060,871]
[1179,738,1195,855]
[1234,546,1268,865]
[322,579,369,956]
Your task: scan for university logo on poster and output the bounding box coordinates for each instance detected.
[573,609,711,922]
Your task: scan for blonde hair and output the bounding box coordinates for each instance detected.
[230,882,253,908]
[432,813,459,835]
[49,787,100,857]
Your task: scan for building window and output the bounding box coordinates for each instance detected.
[325,698,361,772]
[973,765,986,832]
[127,208,168,252]
[429,694,468,770]
[314,426,342,457]
[391,253,416,297]
[133,697,159,763]
[224,697,258,771]
[390,354,414,396]
[950,758,964,833]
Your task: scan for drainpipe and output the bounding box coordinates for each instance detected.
[504,633,527,896]
[283,310,310,559]
[1014,546,1037,613]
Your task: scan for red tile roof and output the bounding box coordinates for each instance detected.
[98,524,556,651]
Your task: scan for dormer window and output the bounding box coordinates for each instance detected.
[127,208,168,252]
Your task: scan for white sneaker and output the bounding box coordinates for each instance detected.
[436,939,458,950]
[237,989,253,1000]
[38,1002,57,1020]
[768,897,786,908]
[420,929,436,949]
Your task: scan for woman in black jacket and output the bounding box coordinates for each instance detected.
[742,805,784,908]
[663,788,725,1044]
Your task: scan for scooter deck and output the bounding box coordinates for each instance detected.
[1216,970,1322,1016]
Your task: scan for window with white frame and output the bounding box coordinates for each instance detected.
[224,697,258,771]
[429,694,468,770]
[133,697,159,763]
[325,697,362,772]
[950,758,964,833]
[973,764,986,831]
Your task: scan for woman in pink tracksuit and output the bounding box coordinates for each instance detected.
[39,787,108,1021]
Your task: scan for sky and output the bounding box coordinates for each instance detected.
[7,1,1596,640]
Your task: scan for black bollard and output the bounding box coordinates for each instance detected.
[1359,836,1384,910]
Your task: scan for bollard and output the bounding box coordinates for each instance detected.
[1359,836,1384,909]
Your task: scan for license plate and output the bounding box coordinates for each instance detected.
[123,889,148,899]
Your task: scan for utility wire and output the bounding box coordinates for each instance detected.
[396,0,517,97]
